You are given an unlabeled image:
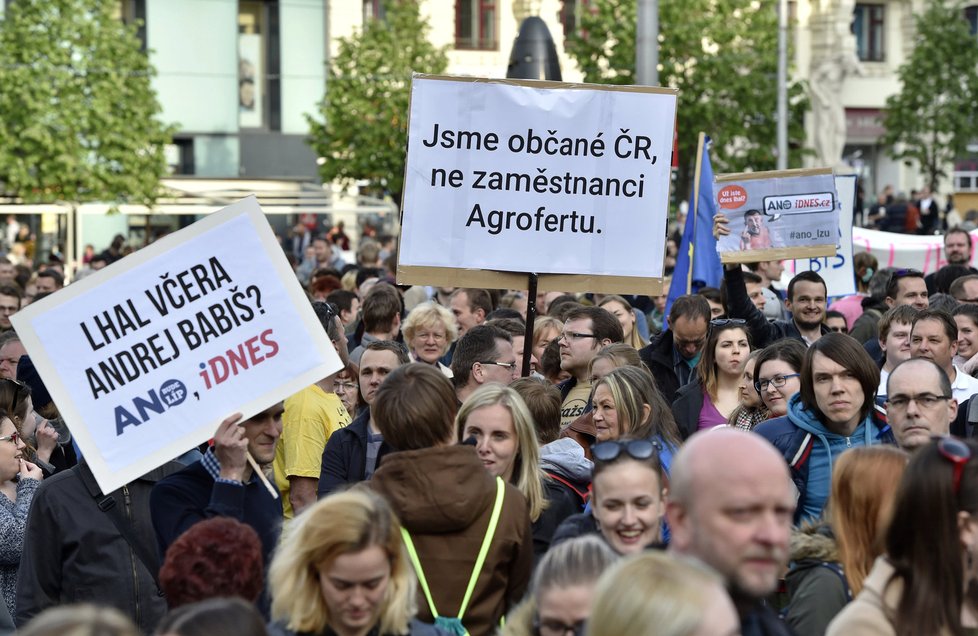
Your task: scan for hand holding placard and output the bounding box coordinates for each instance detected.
[214,413,248,482]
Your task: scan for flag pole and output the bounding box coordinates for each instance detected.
[688,132,707,294]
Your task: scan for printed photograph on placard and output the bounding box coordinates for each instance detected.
[713,168,841,264]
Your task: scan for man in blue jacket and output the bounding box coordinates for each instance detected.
[754,333,895,524]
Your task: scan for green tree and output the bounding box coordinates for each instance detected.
[307,0,448,204]
[0,0,175,208]
[565,0,808,189]
[881,0,978,192]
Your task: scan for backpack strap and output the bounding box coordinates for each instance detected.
[544,472,589,506]
[401,476,506,624]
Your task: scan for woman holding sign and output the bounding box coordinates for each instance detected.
[0,412,42,618]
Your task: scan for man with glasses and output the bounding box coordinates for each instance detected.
[0,284,21,332]
[557,306,623,429]
[640,295,711,405]
[451,324,519,403]
[949,274,978,305]
[319,341,410,496]
[909,309,978,403]
[754,333,895,523]
[272,301,352,518]
[886,358,956,452]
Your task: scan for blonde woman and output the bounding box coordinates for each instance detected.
[457,385,578,557]
[501,536,618,636]
[598,295,647,349]
[402,302,457,378]
[268,489,440,636]
[589,552,739,636]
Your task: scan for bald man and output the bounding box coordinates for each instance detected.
[668,428,795,636]
[886,358,956,451]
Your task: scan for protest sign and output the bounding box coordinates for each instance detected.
[714,167,840,264]
[12,197,341,494]
[784,175,857,297]
[398,74,678,295]
[850,226,978,273]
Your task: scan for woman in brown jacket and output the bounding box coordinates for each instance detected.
[370,364,534,636]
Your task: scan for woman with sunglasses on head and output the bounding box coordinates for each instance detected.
[671,319,751,439]
[457,385,578,558]
[753,339,807,419]
[728,349,770,431]
[828,437,978,636]
[590,366,682,475]
[0,409,42,619]
[501,535,618,636]
[552,438,668,556]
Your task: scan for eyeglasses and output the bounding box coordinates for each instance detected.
[333,381,358,393]
[710,318,746,327]
[479,360,518,372]
[592,439,660,464]
[558,331,598,342]
[937,436,972,496]
[754,373,800,393]
[887,393,951,410]
[0,431,18,444]
[533,616,587,636]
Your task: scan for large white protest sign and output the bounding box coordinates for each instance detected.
[398,74,677,295]
[12,197,341,493]
[714,168,840,264]
[784,175,857,297]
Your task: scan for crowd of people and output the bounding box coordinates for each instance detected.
[2,216,978,636]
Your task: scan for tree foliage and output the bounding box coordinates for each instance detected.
[0,0,175,207]
[881,0,978,192]
[307,0,448,204]
[565,0,808,190]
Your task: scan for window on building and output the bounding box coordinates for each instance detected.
[560,0,590,39]
[363,0,386,21]
[965,5,978,36]
[456,0,497,50]
[113,0,146,49]
[853,4,884,62]
[165,138,195,175]
[239,2,266,129]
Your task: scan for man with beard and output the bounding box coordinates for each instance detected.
[740,209,773,250]
[668,428,795,636]
[723,265,829,348]
[925,227,977,294]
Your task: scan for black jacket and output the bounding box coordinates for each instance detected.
[531,479,579,559]
[15,461,182,634]
[318,409,394,498]
[671,377,705,440]
[724,266,828,348]
[639,330,683,404]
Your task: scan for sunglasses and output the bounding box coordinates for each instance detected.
[892,268,923,279]
[710,318,746,328]
[592,438,660,464]
[0,430,19,445]
[937,436,972,496]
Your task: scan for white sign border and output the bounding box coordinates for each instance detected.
[12,196,339,493]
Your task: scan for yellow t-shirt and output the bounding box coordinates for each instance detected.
[273,385,351,518]
[560,380,591,430]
